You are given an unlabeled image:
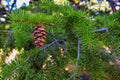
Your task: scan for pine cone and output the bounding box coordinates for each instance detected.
[33,25,46,48]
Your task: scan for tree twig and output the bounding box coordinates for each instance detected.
[68,37,80,80]
[4,66,22,80]
[40,37,66,50]
[0,30,13,33]
[74,38,80,74]
[4,32,12,48]
[93,28,114,39]
[14,20,55,26]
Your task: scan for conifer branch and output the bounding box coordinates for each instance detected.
[4,66,22,80]
[74,37,80,74]
[14,20,55,26]
[40,37,66,50]
[0,30,13,33]
[93,28,109,33]
[68,37,80,80]
[93,28,114,39]
[4,32,12,48]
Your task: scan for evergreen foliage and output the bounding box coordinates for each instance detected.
[0,0,120,80]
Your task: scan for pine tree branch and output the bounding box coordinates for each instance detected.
[93,28,114,39]
[4,66,22,80]
[68,37,80,80]
[4,53,35,80]
[40,37,66,50]
[4,32,12,48]
[14,20,55,26]
[74,37,80,74]
[25,54,34,62]
[93,28,109,33]
[0,30,13,33]
[24,37,66,63]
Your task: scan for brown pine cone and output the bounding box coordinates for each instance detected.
[33,24,46,48]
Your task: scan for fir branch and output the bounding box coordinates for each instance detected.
[74,38,80,75]
[40,37,66,50]
[93,28,114,39]
[4,66,22,80]
[24,54,34,62]
[0,30,13,33]
[68,37,80,80]
[4,53,36,79]
[4,32,12,48]
[40,39,58,50]
[14,20,55,26]
[93,28,109,33]
[20,37,67,67]
[4,53,34,80]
